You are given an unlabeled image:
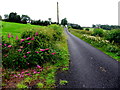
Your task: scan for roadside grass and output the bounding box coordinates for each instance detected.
[2,22,69,88]
[69,29,120,61]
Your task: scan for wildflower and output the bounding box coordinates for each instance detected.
[18,49,22,52]
[25,70,28,72]
[14,75,18,78]
[8,33,11,38]
[20,46,24,49]
[20,39,25,42]
[23,55,27,58]
[21,72,25,74]
[27,51,31,54]
[35,51,39,53]
[33,71,37,74]
[20,75,24,78]
[31,37,34,40]
[18,74,21,75]
[4,55,8,57]
[27,42,31,45]
[40,49,45,51]
[8,45,12,48]
[35,32,38,36]
[16,36,18,40]
[51,52,56,55]
[26,37,31,40]
[37,65,41,68]
[4,44,7,46]
[25,73,30,76]
[40,69,43,71]
[37,72,40,74]
[0,44,2,46]
[45,48,49,50]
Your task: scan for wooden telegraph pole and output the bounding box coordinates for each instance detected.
[57,2,59,24]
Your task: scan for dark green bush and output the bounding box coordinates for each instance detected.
[85,28,89,31]
[92,28,104,37]
[104,29,120,44]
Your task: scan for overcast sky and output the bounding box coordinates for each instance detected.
[0,0,119,27]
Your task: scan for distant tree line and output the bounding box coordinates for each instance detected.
[3,12,30,24]
[2,12,84,28]
[2,12,58,26]
[92,24,120,30]
[68,23,83,30]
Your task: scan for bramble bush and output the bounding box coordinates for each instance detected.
[92,28,104,37]
[104,29,120,44]
[2,24,65,70]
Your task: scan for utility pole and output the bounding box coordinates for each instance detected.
[57,2,59,24]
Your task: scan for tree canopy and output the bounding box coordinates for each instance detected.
[61,18,68,26]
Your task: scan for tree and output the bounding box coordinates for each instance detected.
[0,15,2,20]
[48,18,51,24]
[61,18,68,26]
[4,14,9,19]
[15,15,21,23]
[9,12,17,22]
[21,15,30,24]
[92,24,96,28]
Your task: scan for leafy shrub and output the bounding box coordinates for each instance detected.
[72,29,92,35]
[92,28,104,37]
[2,25,65,70]
[85,28,89,31]
[105,45,119,53]
[104,29,120,44]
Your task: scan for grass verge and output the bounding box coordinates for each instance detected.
[69,29,120,61]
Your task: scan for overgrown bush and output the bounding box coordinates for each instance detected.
[2,24,65,70]
[85,28,89,31]
[92,28,104,37]
[104,29,120,44]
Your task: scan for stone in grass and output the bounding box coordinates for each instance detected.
[59,80,68,85]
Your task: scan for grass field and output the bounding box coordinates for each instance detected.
[2,21,43,40]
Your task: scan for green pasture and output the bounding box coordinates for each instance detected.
[2,21,42,39]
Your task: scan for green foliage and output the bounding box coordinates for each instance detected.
[104,29,120,44]
[31,20,50,26]
[69,29,120,61]
[37,82,44,88]
[2,24,69,70]
[85,28,89,31]
[24,77,33,83]
[68,23,83,30]
[0,15,2,20]
[16,83,28,88]
[21,15,30,24]
[2,22,69,88]
[59,80,68,85]
[62,67,69,71]
[61,18,68,26]
[92,28,104,37]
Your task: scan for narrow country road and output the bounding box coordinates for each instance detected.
[56,28,120,88]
